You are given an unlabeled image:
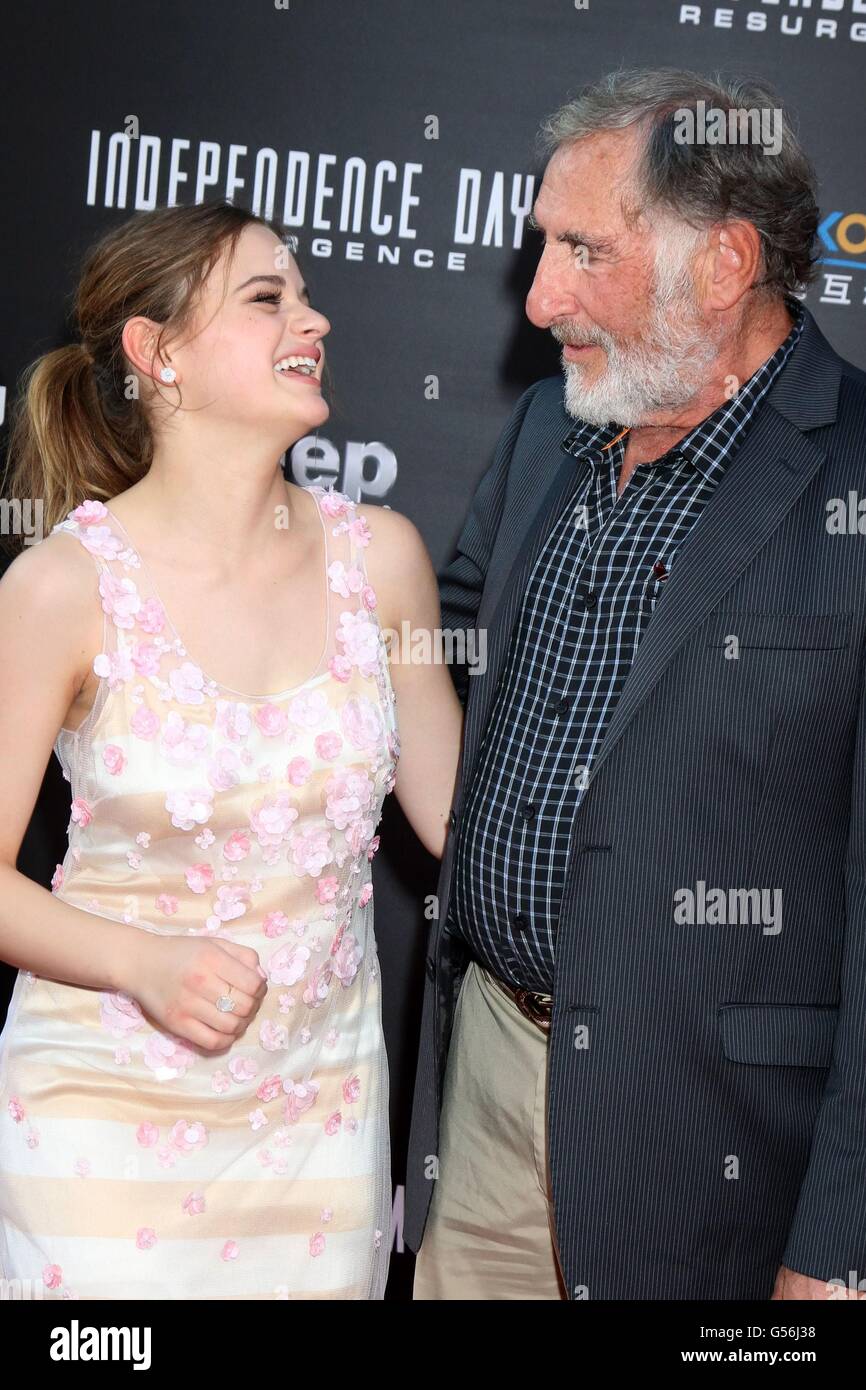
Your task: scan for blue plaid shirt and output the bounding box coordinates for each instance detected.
[448,299,806,994]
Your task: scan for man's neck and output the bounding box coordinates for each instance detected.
[616,297,795,495]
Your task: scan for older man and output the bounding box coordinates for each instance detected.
[404,68,866,1300]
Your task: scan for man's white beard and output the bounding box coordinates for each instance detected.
[555,256,724,429]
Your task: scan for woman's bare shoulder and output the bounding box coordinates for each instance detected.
[352,500,437,633]
[0,529,103,681]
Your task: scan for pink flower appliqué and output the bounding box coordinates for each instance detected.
[143,1033,197,1080]
[70,797,92,828]
[156,893,179,916]
[99,570,141,629]
[309,1232,326,1257]
[183,1191,205,1215]
[185,863,214,894]
[136,1122,160,1147]
[50,864,64,892]
[331,930,363,987]
[324,768,374,831]
[348,515,372,548]
[289,825,332,878]
[262,910,290,938]
[207,746,241,792]
[220,1240,239,1262]
[327,560,364,598]
[161,710,209,765]
[215,700,252,742]
[78,523,124,560]
[102,743,128,774]
[341,693,384,752]
[43,1263,63,1289]
[130,706,160,740]
[168,1119,209,1153]
[315,875,339,905]
[267,942,311,986]
[260,1019,289,1051]
[130,640,162,677]
[100,991,145,1039]
[138,597,166,635]
[165,787,213,831]
[314,731,343,761]
[283,1080,320,1124]
[342,1074,361,1104]
[71,500,108,526]
[254,704,289,737]
[93,647,135,690]
[168,662,208,705]
[256,1075,283,1103]
[335,610,380,678]
[223,830,251,862]
[286,756,312,786]
[206,882,251,927]
[319,490,349,519]
[228,1055,259,1083]
[288,688,329,730]
[328,654,353,683]
[249,792,298,848]
[136,1227,157,1250]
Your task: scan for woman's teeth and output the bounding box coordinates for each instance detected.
[274,356,318,377]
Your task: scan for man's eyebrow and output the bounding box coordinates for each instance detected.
[233,274,311,302]
[527,211,613,255]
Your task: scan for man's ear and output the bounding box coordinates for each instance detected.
[702,220,763,312]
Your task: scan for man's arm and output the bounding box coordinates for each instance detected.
[777,637,866,1296]
[438,379,545,706]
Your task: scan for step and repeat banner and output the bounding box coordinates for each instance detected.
[1,0,864,1299]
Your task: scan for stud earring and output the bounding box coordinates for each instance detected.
[159,365,176,383]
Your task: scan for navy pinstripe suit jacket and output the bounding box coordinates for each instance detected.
[403,306,866,1299]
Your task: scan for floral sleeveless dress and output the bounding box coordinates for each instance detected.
[0,484,400,1300]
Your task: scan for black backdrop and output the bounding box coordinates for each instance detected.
[1,0,864,1300]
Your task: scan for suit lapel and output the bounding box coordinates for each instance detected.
[585,404,827,787]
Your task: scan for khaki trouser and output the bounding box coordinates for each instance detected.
[412,958,569,1299]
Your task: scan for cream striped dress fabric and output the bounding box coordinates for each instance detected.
[0,483,399,1299]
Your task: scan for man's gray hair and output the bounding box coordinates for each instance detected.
[537,68,819,299]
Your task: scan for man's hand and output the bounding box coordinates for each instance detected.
[772,1265,866,1299]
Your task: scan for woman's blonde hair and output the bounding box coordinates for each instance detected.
[2,199,313,552]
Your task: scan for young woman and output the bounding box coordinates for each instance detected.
[0,200,463,1299]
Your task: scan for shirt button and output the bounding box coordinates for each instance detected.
[513,912,529,934]
[551,694,572,715]
[519,803,537,822]
[584,590,598,610]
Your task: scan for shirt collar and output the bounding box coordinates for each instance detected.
[560,297,806,485]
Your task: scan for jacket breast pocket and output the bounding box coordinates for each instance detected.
[718,1003,838,1068]
[704,612,852,652]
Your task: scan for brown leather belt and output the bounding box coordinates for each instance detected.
[488,971,553,1034]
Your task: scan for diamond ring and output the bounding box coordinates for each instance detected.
[216,991,236,1014]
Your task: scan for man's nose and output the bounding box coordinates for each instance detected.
[525,254,575,328]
